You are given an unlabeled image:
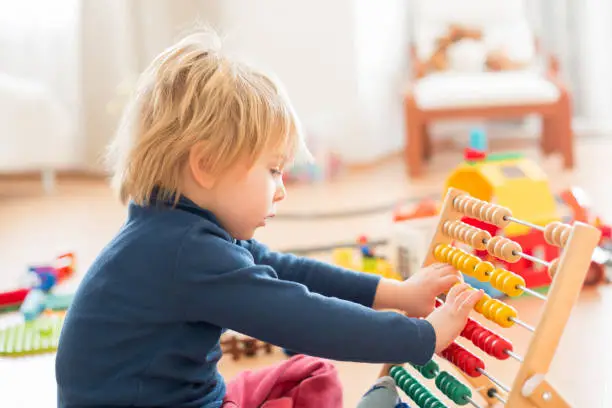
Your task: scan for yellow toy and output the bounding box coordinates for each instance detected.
[446,151,559,237]
[379,187,601,407]
[332,248,403,281]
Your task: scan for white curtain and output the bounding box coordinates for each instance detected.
[0,0,80,171]
[0,1,79,111]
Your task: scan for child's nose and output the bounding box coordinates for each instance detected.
[274,182,286,202]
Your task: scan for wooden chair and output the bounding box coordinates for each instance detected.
[404,0,573,177]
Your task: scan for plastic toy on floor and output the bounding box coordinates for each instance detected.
[0,252,75,315]
[220,330,273,361]
[559,187,612,285]
[0,311,65,357]
[333,236,402,281]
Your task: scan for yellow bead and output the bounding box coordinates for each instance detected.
[450,251,463,267]
[495,304,518,328]
[435,244,449,262]
[474,293,490,313]
[438,246,451,262]
[473,261,494,282]
[502,274,525,297]
[433,245,445,261]
[461,256,479,276]
[441,245,453,260]
[485,299,501,320]
[490,268,508,289]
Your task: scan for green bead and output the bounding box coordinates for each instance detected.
[413,390,426,405]
[389,366,403,378]
[454,385,472,405]
[420,396,437,408]
[422,360,440,379]
[427,397,446,408]
[411,360,440,380]
[417,391,432,406]
[390,366,406,379]
[406,381,420,396]
[448,383,461,402]
[435,374,450,393]
[398,375,412,389]
[434,374,443,389]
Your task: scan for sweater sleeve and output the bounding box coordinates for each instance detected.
[237,239,381,308]
[173,227,436,365]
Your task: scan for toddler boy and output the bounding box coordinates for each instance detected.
[55,29,482,408]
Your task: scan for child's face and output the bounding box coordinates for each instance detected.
[208,148,287,240]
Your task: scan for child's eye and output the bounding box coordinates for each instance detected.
[270,168,282,176]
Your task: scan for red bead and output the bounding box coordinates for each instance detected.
[441,342,485,377]
[491,337,512,360]
[464,354,485,377]
[484,334,499,354]
[461,319,479,338]
[460,318,516,361]
[472,329,488,346]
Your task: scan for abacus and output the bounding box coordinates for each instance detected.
[379,187,601,407]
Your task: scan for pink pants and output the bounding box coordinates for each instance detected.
[222,354,343,408]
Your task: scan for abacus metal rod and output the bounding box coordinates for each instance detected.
[491,390,508,404]
[509,316,535,332]
[504,216,545,232]
[514,250,551,267]
[476,368,511,393]
[517,284,548,301]
[505,349,524,363]
[465,395,484,408]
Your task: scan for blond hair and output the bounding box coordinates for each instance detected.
[106,28,309,205]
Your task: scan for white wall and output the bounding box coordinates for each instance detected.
[216,0,411,163]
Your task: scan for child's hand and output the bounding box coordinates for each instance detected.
[401,263,463,317]
[425,283,483,353]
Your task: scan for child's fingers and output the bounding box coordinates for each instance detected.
[446,283,470,303]
[437,266,461,278]
[459,289,484,312]
[427,263,445,270]
[453,287,475,308]
[438,274,462,290]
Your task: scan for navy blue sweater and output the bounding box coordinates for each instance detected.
[55,194,435,407]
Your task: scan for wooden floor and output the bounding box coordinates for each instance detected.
[1,138,612,407]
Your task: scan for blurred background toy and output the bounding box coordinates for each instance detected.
[283,132,342,184]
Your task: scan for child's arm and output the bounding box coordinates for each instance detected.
[175,229,437,365]
[238,239,461,317]
[237,239,381,308]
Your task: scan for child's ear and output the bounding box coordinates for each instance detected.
[187,141,216,189]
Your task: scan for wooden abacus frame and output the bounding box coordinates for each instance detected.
[379,187,601,407]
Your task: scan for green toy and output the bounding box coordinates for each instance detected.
[0,313,64,357]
